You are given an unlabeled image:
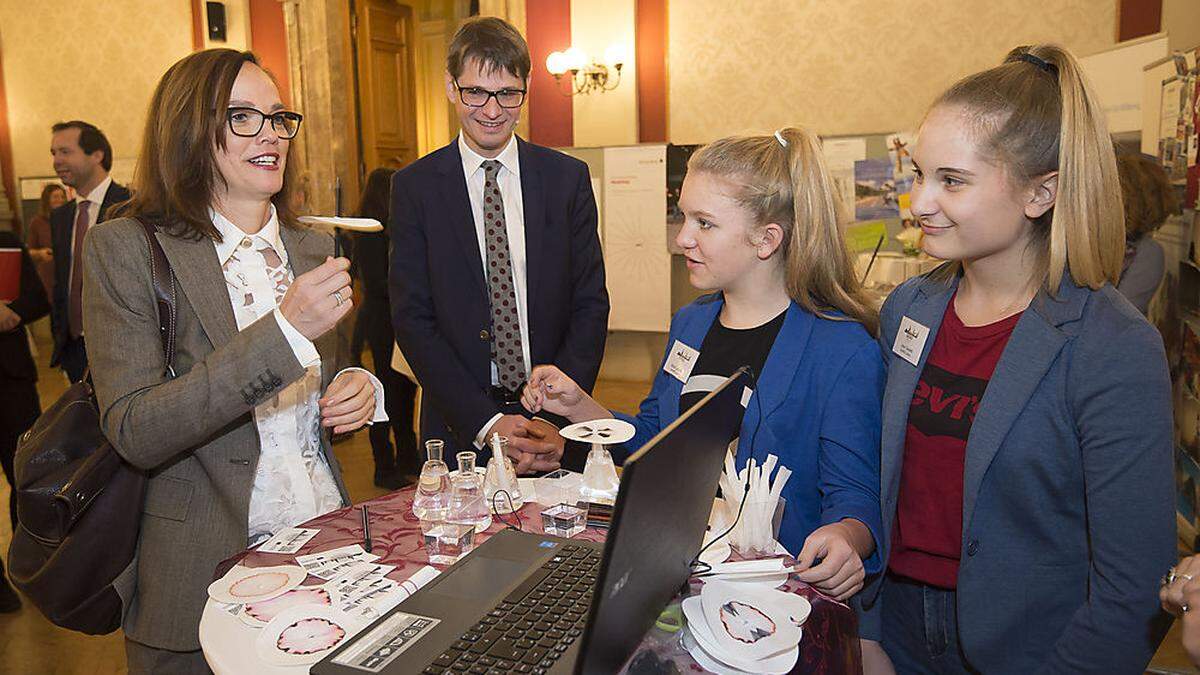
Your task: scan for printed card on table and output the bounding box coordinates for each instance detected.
[256,527,320,554]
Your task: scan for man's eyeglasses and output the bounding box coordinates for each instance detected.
[226,107,303,139]
[454,81,526,109]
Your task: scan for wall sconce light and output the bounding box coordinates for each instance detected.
[545,44,629,95]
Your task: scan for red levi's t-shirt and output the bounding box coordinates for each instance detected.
[888,295,1022,589]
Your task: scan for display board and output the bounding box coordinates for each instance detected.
[1080,33,1169,135]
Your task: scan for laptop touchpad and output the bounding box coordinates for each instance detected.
[427,556,529,601]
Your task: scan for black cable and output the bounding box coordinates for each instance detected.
[490,489,524,531]
[690,365,761,576]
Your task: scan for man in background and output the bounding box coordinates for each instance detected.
[390,17,608,472]
[48,121,130,382]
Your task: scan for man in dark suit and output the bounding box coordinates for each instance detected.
[390,17,608,473]
[48,121,130,382]
[0,230,50,611]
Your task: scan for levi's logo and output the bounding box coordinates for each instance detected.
[908,363,986,440]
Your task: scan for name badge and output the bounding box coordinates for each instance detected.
[663,340,700,384]
[892,316,930,367]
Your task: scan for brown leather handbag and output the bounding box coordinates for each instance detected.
[8,219,176,634]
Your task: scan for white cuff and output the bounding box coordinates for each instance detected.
[474,413,505,449]
[335,367,389,423]
[272,308,320,368]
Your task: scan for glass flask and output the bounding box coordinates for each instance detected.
[447,451,492,533]
[483,435,524,510]
[579,443,619,502]
[412,439,451,521]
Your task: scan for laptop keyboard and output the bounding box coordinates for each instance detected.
[423,544,602,674]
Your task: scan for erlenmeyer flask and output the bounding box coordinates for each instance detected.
[447,451,492,532]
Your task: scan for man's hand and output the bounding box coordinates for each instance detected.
[484,414,564,474]
[0,304,20,332]
[319,370,376,434]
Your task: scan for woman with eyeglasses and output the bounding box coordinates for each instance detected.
[82,49,382,673]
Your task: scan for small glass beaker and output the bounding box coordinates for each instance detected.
[540,504,586,538]
[422,521,475,564]
[412,439,451,521]
[447,451,492,533]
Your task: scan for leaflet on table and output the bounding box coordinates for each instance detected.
[327,561,395,600]
[334,566,442,624]
[256,527,320,554]
[296,544,381,580]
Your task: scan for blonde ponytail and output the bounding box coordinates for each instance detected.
[1035,46,1124,289]
[934,44,1123,292]
[688,127,879,336]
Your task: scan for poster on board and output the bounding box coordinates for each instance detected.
[603,145,670,332]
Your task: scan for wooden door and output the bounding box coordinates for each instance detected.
[353,0,418,172]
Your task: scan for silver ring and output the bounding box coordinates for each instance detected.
[1185,603,1191,613]
[332,290,344,306]
[1165,567,1178,586]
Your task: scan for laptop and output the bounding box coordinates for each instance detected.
[314,369,750,675]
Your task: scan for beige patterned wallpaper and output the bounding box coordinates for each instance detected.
[668,0,1118,143]
[0,0,194,182]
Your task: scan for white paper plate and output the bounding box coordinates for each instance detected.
[681,596,798,674]
[560,418,635,444]
[256,605,360,666]
[208,564,308,604]
[700,581,802,663]
[239,585,336,628]
[297,216,383,232]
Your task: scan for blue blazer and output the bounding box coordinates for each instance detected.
[613,295,886,572]
[389,138,609,449]
[870,271,1175,673]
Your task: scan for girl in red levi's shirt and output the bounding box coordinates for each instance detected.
[863,45,1175,675]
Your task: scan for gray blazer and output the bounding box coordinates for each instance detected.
[868,270,1175,673]
[82,217,351,651]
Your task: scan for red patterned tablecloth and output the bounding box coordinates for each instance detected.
[215,488,861,674]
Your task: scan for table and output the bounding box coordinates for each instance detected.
[200,486,861,674]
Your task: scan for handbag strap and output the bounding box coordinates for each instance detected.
[137,220,178,377]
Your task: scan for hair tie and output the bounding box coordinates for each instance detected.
[1015,52,1058,76]
[774,129,788,148]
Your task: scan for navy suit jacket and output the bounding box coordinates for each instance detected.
[48,180,130,364]
[870,269,1175,673]
[389,138,608,448]
[613,295,885,570]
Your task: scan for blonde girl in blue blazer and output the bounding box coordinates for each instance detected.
[522,127,889,662]
[869,45,1175,674]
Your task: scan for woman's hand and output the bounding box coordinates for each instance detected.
[522,365,606,422]
[319,370,376,434]
[795,520,870,601]
[279,256,352,341]
[1162,556,1200,666]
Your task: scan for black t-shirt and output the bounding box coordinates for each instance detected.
[678,309,787,414]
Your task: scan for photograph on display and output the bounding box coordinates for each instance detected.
[853,158,900,221]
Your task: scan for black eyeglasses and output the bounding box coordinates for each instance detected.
[454,80,526,109]
[226,107,303,139]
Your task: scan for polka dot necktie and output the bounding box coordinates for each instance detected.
[482,160,525,391]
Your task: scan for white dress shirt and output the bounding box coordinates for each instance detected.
[459,134,533,447]
[68,174,113,337]
[211,207,386,543]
